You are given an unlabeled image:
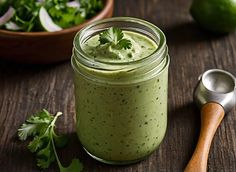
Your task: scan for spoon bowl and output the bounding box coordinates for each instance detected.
[194,69,236,112]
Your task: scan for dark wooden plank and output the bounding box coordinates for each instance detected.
[0,0,236,172]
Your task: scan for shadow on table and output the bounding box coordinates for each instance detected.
[166,102,201,170]
[0,59,66,74]
[163,21,228,47]
[0,131,56,172]
[0,131,89,172]
[54,132,146,171]
[0,59,71,89]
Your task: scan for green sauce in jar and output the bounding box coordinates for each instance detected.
[82,31,157,62]
[72,17,170,165]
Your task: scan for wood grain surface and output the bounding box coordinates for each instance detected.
[1,0,236,171]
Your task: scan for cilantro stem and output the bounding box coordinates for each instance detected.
[50,112,64,170]
[51,130,63,169]
[51,112,63,127]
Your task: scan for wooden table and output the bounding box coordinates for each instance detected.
[1,0,236,171]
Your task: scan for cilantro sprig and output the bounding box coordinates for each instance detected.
[99,27,132,50]
[18,109,83,172]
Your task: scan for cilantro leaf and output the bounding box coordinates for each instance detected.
[48,4,85,29]
[53,133,68,148]
[18,123,38,140]
[18,110,83,172]
[18,109,53,140]
[115,39,132,50]
[11,0,40,31]
[37,154,55,169]
[36,141,55,169]
[60,158,83,172]
[26,109,53,123]
[99,27,123,44]
[99,27,132,50]
[27,135,46,153]
[51,131,83,172]
[36,142,52,158]
[79,0,103,18]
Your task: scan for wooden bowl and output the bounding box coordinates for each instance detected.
[0,0,113,64]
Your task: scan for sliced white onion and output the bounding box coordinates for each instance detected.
[0,6,15,26]
[5,21,21,30]
[66,1,80,8]
[36,0,44,4]
[39,6,62,32]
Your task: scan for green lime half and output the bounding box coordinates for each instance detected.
[190,0,236,33]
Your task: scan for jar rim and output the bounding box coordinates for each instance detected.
[72,17,166,71]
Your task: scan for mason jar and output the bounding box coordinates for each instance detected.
[71,17,170,165]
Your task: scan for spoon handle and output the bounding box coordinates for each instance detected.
[184,102,225,172]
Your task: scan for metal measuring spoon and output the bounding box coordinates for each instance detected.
[185,69,236,172]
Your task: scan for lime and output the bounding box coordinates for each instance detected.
[39,6,62,32]
[190,0,236,33]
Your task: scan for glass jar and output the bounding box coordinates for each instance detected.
[71,17,170,165]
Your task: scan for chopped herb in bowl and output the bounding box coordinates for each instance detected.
[0,0,103,32]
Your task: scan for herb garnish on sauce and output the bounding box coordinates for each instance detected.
[99,27,132,50]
